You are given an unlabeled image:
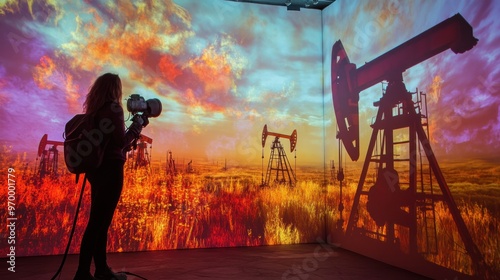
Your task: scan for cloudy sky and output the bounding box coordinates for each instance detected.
[0,0,323,165]
[0,0,498,166]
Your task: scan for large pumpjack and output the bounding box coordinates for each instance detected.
[331,14,490,278]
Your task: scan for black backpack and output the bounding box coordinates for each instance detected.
[63,114,107,174]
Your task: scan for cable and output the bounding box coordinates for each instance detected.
[51,174,87,280]
[50,175,150,280]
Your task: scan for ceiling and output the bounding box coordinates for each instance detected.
[225,0,336,11]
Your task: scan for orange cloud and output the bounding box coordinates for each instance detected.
[119,30,162,62]
[188,44,235,110]
[32,55,81,112]
[184,88,198,107]
[62,0,192,77]
[182,88,224,113]
[158,55,182,84]
[64,73,81,113]
[174,35,246,115]
[33,55,56,89]
[427,75,442,104]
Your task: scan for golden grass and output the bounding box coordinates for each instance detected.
[0,147,498,276]
[0,151,327,256]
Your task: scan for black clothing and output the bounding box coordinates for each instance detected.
[92,102,139,162]
[77,159,124,273]
[76,102,139,276]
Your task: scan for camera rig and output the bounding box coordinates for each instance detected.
[127,94,162,118]
[126,94,162,151]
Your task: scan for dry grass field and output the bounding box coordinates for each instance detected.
[0,148,327,256]
[0,146,498,276]
[324,158,500,276]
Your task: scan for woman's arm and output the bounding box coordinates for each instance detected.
[99,102,142,150]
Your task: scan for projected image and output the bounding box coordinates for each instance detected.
[1,0,498,279]
[0,0,325,256]
[323,0,500,278]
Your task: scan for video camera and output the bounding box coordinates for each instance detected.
[127,94,162,127]
[127,94,162,117]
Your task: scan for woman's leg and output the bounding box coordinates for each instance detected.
[76,160,124,275]
[92,161,124,272]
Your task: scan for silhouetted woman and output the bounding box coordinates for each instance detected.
[74,73,143,280]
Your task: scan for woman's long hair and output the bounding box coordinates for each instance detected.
[83,73,122,115]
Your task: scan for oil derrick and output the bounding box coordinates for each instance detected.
[221,158,227,171]
[166,150,177,175]
[186,160,194,173]
[35,134,63,180]
[331,14,489,278]
[261,124,297,187]
[128,134,153,169]
[329,160,335,184]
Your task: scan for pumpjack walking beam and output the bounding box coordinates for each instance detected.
[331,13,488,276]
[332,13,477,162]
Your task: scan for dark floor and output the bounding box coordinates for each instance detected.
[3,243,429,280]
